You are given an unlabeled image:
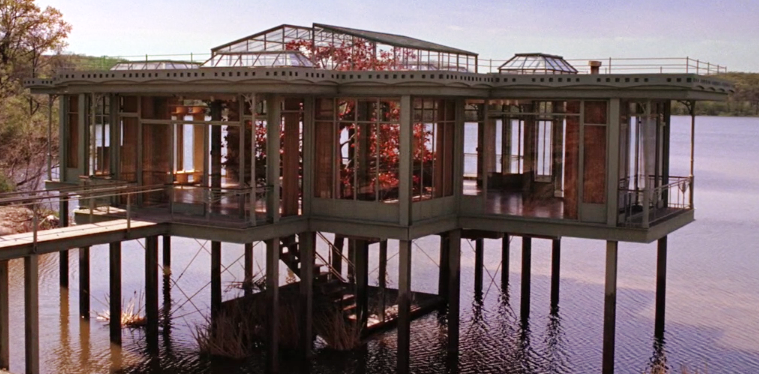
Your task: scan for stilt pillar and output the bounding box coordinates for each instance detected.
[210,241,222,320]
[25,254,39,374]
[348,239,357,282]
[474,238,484,296]
[145,236,159,350]
[447,230,462,358]
[265,238,280,373]
[438,234,450,299]
[654,236,667,338]
[332,235,345,276]
[520,237,532,322]
[355,240,369,329]
[378,240,388,322]
[501,234,510,291]
[551,239,561,309]
[79,246,90,319]
[397,239,412,374]
[162,236,171,270]
[59,199,69,288]
[109,242,122,344]
[244,243,254,297]
[0,260,9,370]
[299,232,315,358]
[603,241,619,374]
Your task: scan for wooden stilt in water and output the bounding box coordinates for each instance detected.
[438,234,450,300]
[474,238,484,296]
[109,242,122,344]
[520,237,532,323]
[25,254,40,374]
[655,236,667,338]
[447,230,462,360]
[244,242,253,297]
[59,199,69,288]
[348,239,356,282]
[355,239,369,329]
[603,241,619,374]
[551,238,561,310]
[501,234,509,292]
[332,235,344,276]
[266,238,280,373]
[162,235,171,270]
[397,239,412,374]
[79,246,90,319]
[378,240,387,322]
[210,241,221,320]
[145,236,159,351]
[0,260,9,370]
[299,232,315,358]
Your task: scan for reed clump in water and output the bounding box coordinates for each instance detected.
[95,291,147,328]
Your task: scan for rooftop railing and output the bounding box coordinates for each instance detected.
[55,53,727,75]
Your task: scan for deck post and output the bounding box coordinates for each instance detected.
[332,235,344,276]
[210,241,222,320]
[603,240,619,374]
[109,242,122,344]
[265,238,280,373]
[655,236,667,338]
[244,242,253,297]
[266,95,281,223]
[438,233,450,299]
[0,260,9,370]
[347,239,356,282]
[299,232,315,358]
[59,198,69,288]
[520,237,532,322]
[501,234,509,292]
[378,240,387,322]
[397,239,412,373]
[447,230,462,358]
[79,246,90,319]
[474,238,484,296]
[162,236,171,270]
[551,239,561,310]
[145,236,159,351]
[25,254,39,374]
[355,239,369,329]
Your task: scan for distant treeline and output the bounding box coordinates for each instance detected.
[671,72,759,116]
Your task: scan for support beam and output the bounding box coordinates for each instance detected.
[348,239,356,282]
[25,255,39,374]
[438,234,450,299]
[210,241,221,319]
[655,236,667,338]
[79,246,90,319]
[520,237,532,322]
[551,239,561,309]
[266,238,280,373]
[145,236,159,349]
[299,232,315,358]
[355,239,369,329]
[162,236,171,270]
[603,241,619,374]
[378,240,387,322]
[59,199,69,288]
[397,239,412,374]
[109,242,122,344]
[244,242,253,297]
[447,230,462,357]
[474,239,484,296]
[332,235,344,276]
[0,260,8,370]
[501,234,509,292]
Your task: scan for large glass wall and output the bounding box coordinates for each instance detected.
[314,97,401,203]
[412,98,456,200]
[90,95,111,176]
[65,95,79,169]
[118,96,138,182]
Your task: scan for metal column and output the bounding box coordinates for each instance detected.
[603,241,619,374]
[551,239,561,309]
[0,260,8,370]
[299,232,315,358]
[520,237,532,322]
[25,255,39,374]
[211,241,222,319]
[397,239,412,373]
[109,242,122,344]
[79,246,90,319]
[145,236,159,351]
[266,238,280,373]
[655,236,667,338]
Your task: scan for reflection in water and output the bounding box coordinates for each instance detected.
[79,318,91,370]
[648,336,669,374]
[543,307,570,373]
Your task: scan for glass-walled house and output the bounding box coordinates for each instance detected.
[26,22,732,242]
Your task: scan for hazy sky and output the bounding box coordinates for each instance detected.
[36,0,759,72]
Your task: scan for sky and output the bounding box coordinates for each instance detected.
[35,0,759,72]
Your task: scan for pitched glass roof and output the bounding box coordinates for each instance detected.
[110,61,200,70]
[202,51,314,68]
[499,53,578,74]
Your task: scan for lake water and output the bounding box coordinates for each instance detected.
[4,115,759,373]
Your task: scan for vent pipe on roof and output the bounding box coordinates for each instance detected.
[589,60,602,74]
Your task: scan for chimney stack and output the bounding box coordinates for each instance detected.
[589,60,602,74]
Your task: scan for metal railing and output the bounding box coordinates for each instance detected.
[477,57,727,75]
[618,176,692,228]
[316,232,351,283]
